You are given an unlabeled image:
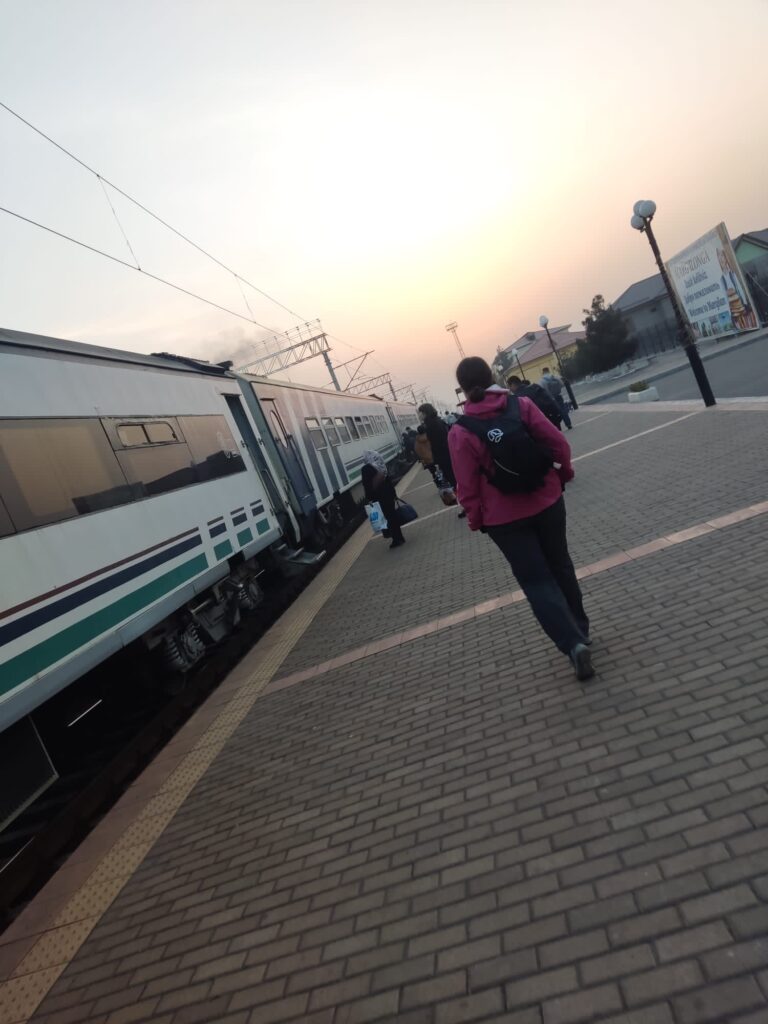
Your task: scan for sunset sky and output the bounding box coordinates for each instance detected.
[2,0,766,405]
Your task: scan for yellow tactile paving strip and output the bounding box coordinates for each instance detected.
[0,463,420,1024]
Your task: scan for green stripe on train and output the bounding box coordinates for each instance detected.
[214,540,233,560]
[237,527,254,546]
[255,519,270,536]
[0,553,209,697]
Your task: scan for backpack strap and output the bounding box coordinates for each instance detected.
[456,395,521,437]
[455,414,488,440]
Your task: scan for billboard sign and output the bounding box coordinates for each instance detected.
[667,223,759,340]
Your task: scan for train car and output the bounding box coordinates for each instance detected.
[0,329,294,826]
[237,374,418,538]
[0,329,421,828]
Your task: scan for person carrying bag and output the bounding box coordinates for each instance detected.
[361,451,406,549]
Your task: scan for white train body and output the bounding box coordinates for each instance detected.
[240,375,418,515]
[0,332,282,735]
[0,329,420,826]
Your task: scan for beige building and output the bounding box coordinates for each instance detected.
[494,324,585,385]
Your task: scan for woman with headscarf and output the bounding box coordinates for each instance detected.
[361,450,405,549]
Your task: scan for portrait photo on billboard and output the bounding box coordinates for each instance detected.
[666,222,759,340]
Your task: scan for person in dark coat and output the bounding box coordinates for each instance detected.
[361,450,405,549]
[418,403,466,518]
[508,376,562,430]
[413,424,437,479]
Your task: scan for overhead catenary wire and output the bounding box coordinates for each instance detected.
[0,205,282,332]
[0,99,305,321]
[0,100,434,388]
[97,175,140,269]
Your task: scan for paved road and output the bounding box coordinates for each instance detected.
[591,339,768,404]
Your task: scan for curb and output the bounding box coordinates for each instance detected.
[579,330,767,406]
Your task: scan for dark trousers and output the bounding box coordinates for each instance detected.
[556,397,572,429]
[438,463,456,489]
[486,498,588,655]
[379,492,404,542]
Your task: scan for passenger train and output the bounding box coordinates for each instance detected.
[0,328,419,827]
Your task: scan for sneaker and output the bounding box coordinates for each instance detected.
[570,643,594,681]
[390,538,406,549]
[457,510,466,519]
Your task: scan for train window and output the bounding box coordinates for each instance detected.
[116,443,196,497]
[0,495,15,537]
[353,416,365,437]
[334,417,351,443]
[145,421,179,444]
[0,418,133,530]
[110,419,182,449]
[321,417,340,445]
[117,423,148,446]
[346,416,359,439]
[178,415,245,481]
[305,418,327,450]
[362,417,373,437]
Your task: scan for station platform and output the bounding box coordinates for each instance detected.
[3,400,768,1024]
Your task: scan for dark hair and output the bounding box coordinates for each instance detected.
[508,375,521,385]
[418,403,438,420]
[542,367,550,374]
[456,356,494,403]
[417,424,426,434]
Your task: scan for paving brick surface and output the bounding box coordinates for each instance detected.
[277,409,768,673]
[27,407,768,1023]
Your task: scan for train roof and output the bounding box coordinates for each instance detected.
[240,371,417,409]
[0,327,233,378]
[0,328,419,409]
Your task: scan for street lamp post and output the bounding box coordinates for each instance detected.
[631,200,716,408]
[539,316,579,410]
[513,350,525,379]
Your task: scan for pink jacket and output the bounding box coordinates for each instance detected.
[448,388,574,531]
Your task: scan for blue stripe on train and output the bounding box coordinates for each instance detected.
[0,533,203,649]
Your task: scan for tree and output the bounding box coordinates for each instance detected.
[561,295,637,379]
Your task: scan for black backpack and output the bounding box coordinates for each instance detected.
[456,396,553,494]
[519,382,562,429]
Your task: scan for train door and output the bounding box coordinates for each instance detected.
[258,398,316,518]
[224,394,286,522]
[385,405,400,438]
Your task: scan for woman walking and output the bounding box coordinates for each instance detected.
[361,450,405,549]
[448,357,593,680]
[418,403,466,519]
[413,425,436,479]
